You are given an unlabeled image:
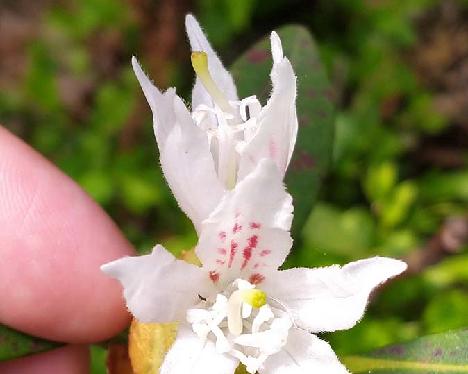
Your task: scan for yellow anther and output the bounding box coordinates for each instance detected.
[241,289,267,308]
[191,51,233,114]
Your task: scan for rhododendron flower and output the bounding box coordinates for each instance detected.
[102,14,407,374]
[102,159,407,373]
[132,14,297,233]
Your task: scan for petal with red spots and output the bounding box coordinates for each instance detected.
[196,159,293,286]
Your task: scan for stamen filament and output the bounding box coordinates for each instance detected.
[227,289,267,335]
[187,279,291,374]
[227,290,244,335]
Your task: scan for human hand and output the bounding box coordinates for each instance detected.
[0,126,134,373]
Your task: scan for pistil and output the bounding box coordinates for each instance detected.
[191,52,234,115]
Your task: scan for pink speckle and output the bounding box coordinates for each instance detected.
[242,247,252,270]
[216,259,225,265]
[250,222,261,229]
[253,263,260,269]
[260,249,271,257]
[232,223,242,234]
[248,235,258,248]
[249,273,265,285]
[209,271,220,282]
[217,248,227,255]
[228,240,238,268]
[241,235,259,270]
[219,231,227,241]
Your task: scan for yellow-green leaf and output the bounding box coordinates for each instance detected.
[342,329,468,373]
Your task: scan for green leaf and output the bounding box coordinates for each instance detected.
[0,324,60,361]
[342,329,468,373]
[90,345,108,374]
[364,162,397,204]
[419,171,468,203]
[423,291,468,334]
[424,255,468,288]
[230,25,335,240]
[301,203,375,259]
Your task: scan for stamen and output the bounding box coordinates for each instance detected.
[242,303,253,319]
[227,289,267,336]
[212,325,231,353]
[191,52,233,114]
[252,305,274,333]
[187,279,291,373]
[241,289,267,308]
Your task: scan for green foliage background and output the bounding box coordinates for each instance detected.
[1,0,467,371]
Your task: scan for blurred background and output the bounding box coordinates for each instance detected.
[1,0,467,369]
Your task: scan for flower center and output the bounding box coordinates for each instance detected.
[190,52,263,190]
[187,279,292,373]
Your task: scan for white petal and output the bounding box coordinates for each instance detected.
[260,329,349,374]
[270,31,283,63]
[159,96,226,232]
[185,14,238,110]
[160,324,238,374]
[131,57,176,144]
[238,33,298,180]
[101,245,212,323]
[196,159,293,287]
[263,257,407,332]
[132,58,225,230]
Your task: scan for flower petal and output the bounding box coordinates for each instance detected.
[185,14,238,110]
[101,245,212,323]
[260,329,349,374]
[132,57,224,230]
[238,32,298,180]
[132,57,176,144]
[196,159,293,287]
[159,96,226,232]
[160,324,238,374]
[263,257,407,332]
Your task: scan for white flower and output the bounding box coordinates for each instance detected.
[102,159,407,374]
[103,14,407,373]
[132,14,297,233]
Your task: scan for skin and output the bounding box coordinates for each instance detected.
[0,345,90,374]
[0,126,135,371]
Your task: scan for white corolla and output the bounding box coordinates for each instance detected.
[103,14,407,373]
[132,14,298,233]
[102,159,407,374]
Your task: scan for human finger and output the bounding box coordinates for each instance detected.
[0,345,90,374]
[0,126,134,342]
